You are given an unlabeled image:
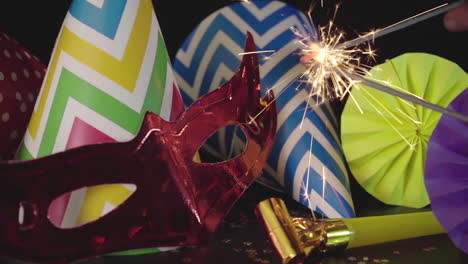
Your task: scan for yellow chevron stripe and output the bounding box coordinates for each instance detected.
[28,0,152,139]
[75,184,134,227]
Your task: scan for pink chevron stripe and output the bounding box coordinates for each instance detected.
[49,118,117,227]
[52,97,180,227]
[48,117,116,227]
[48,193,71,227]
[170,83,184,121]
[66,117,117,150]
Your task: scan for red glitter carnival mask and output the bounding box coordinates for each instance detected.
[0,33,277,263]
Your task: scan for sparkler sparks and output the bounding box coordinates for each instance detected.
[242,0,467,125]
[296,0,468,122]
[296,19,374,103]
[302,134,318,221]
[291,0,467,218]
[237,0,466,220]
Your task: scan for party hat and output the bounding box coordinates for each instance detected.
[17,0,184,229]
[173,0,355,218]
[0,31,46,161]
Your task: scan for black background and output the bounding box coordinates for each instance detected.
[0,0,466,70]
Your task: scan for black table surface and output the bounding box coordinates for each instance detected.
[85,181,468,264]
[1,181,467,264]
[74,182,467,264]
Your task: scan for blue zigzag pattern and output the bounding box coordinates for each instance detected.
[173,0,355,218]
[174,1,311,97]
[69,0,127,39]
[273,85,354,218]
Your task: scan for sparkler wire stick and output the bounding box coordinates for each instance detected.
[345,72,468,123]
[338,0,465,49]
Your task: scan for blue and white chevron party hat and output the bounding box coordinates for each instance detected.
[173,0,355,218]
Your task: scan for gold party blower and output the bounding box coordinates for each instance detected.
[255,198,446,264]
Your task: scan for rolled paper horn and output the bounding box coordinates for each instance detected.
[255,198,446,264]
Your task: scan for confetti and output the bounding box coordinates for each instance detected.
[422,246,438,252]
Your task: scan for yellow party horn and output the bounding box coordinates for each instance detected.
[255,198,445,264]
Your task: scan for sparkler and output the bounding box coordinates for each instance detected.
[240,0,466,224]
[294,0,468,222]
[251,0,467,223]
[338,0,465,49]
[346,73,468,123]
[299,0,468,122]
[296,21,373,104]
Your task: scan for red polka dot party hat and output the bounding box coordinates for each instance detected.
[0,31,46,160]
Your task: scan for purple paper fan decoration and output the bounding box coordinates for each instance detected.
[425,87,468,254]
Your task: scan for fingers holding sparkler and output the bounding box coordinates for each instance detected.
[300,43,321,65]
[444,1,468,32]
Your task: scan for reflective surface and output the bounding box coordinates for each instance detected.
[1,183,467,264]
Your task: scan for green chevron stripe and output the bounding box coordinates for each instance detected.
[111,248,161,256]
[17,144,34,160]
[19,39,171,159]
[151,31,170,115]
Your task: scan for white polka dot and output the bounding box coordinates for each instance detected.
[20,102,27,112]
[16,92,22,101]
[23,50,31,59]
[15,51,23,60]
[11,72,17,81]
[34,70,41,79]
[3,49,11,58]
[0,72,4,81]
[23,69,30,78]
[10,130,18,140]
[27,92,35,102]
[0,93,3,103]
[2,112,9,122]
[3,33,10,40]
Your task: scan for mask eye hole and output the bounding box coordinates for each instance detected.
[18,201,37,231]
[194,124,247,163]
[47,184,136,229]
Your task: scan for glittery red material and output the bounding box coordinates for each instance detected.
[0,33,276,263]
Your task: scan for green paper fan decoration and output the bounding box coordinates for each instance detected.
[341,53,468,208]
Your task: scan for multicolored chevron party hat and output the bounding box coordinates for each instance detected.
[173,0,355,218]
[18,0,184,229]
